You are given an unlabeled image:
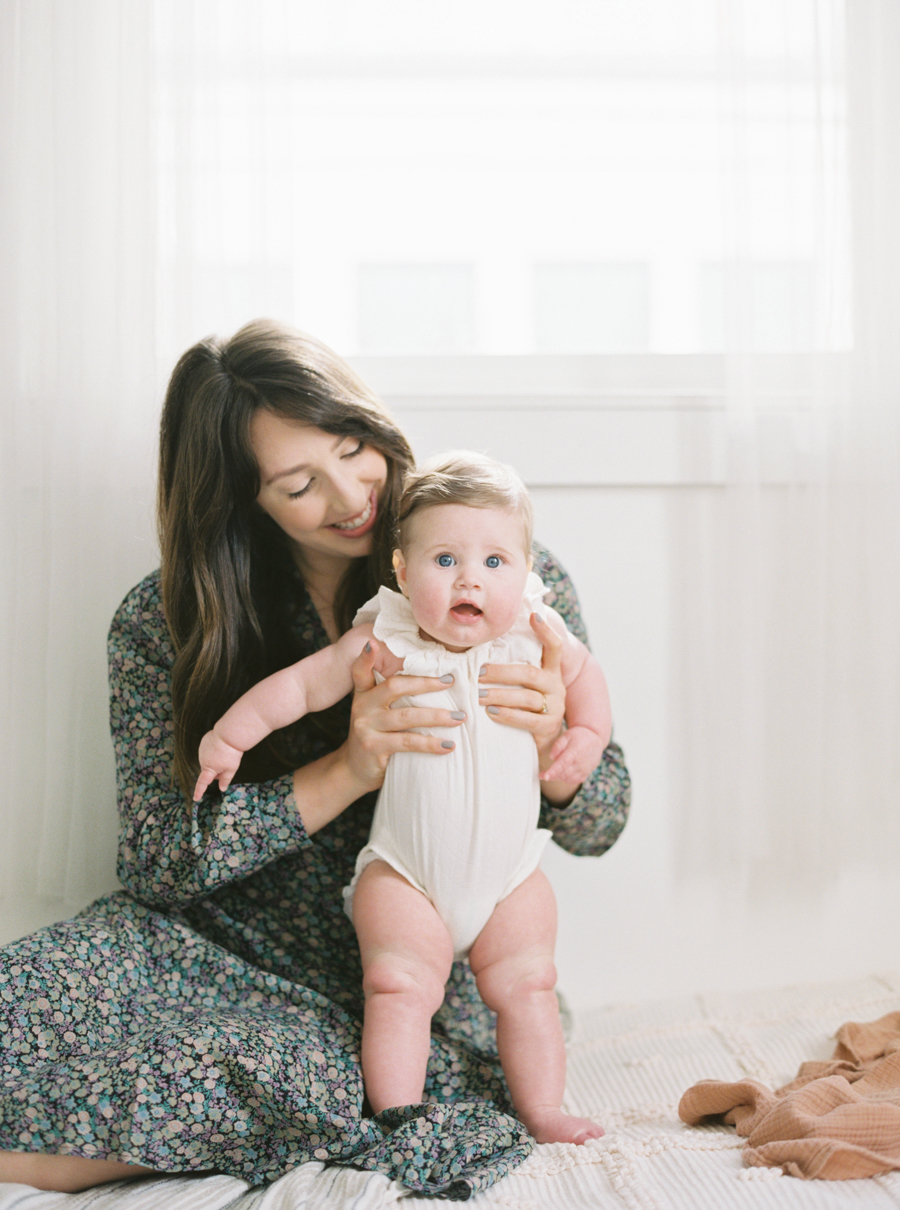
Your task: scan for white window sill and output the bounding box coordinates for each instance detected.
[348,353,844,487]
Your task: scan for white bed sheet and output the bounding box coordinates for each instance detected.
[3,973,900,1210]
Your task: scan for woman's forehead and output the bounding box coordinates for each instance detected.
[249,411,336,481]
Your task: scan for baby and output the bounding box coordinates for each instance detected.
[195,452,611,1145]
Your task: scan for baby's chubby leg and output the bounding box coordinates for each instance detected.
[468,869,603,1145]
[352,860,455,1114]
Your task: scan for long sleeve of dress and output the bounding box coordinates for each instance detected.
[532,544,631,857]
[108,571,311,909]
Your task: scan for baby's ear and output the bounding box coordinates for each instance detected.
[392,549,410,597]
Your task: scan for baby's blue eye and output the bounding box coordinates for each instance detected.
[437,554,455,567]
[485,555,502,568]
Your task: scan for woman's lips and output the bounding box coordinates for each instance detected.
[328,490,378,539]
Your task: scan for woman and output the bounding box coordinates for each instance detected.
[0,321,630,1198]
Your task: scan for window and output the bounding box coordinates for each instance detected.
[700,261,816,352]
[358,264,475,354]
[156,0,847,358]
[535,263,651,353]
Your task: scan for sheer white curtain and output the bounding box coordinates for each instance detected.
[673,0,900,894]
[1,1,159,908]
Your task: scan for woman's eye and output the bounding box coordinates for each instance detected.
[342,439,365,458]
[437,554,455,567]
[485,555,502,568]
[288,481,312,499]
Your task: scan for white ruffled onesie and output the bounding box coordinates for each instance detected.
[343,572,553,959]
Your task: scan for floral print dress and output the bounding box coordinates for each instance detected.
[0,545,630,1201]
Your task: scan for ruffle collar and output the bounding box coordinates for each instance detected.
[353,572,549,663]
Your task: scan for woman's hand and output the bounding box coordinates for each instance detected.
[478,612,580,807]
[342,639,464,795]
[293,639,464,835]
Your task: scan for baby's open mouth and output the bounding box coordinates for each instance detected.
[451,604,482,619]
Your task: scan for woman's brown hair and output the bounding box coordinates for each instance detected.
[158,319,413,797]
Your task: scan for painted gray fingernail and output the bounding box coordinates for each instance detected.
[478,688,487,699]
[479,666,486,677]
[450,711,465,720]
[364,641,372,653]
[487,706,499,715]
[441,741,455,749]
[440,674,454,684]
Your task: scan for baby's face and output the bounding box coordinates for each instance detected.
[393,504,532,652]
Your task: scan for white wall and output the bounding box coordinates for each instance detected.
[534,484,900,1010]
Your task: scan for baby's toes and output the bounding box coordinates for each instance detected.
[572,1119,605,1143]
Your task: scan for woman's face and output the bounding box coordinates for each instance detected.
[250,409,388,569]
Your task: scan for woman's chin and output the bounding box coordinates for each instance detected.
[289,531,374,571]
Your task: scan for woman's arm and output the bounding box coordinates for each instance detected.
[539,738,630,857]
[109,572,313,909]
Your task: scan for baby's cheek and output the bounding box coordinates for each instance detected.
[411,588,444,632]
[492,589,527,633]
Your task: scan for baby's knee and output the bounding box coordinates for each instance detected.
[362,956,446,1017]
[475,953,558,1014]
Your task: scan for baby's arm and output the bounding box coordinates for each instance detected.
[541,609,612,785]
[193,624,377,800]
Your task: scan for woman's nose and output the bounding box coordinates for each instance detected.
[328,462,367,514]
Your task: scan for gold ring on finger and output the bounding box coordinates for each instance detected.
[540,694,549,714]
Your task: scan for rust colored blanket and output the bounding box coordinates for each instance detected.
[678,1011,900,1179]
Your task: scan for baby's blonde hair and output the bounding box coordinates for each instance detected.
[397,451,533,552]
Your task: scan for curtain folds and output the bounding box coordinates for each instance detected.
[674,0,900,892]
[1,0,159,905]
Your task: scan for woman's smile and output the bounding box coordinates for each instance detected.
[329,489,378,537]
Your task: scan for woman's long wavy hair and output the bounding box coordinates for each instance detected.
[158,319,414,798]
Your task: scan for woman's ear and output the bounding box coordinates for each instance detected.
[392,549,410,597]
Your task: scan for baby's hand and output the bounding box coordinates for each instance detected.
[539,726,605,785]
[194,731,245,801]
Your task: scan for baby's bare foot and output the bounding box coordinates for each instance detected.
[521,1106,604,1145]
